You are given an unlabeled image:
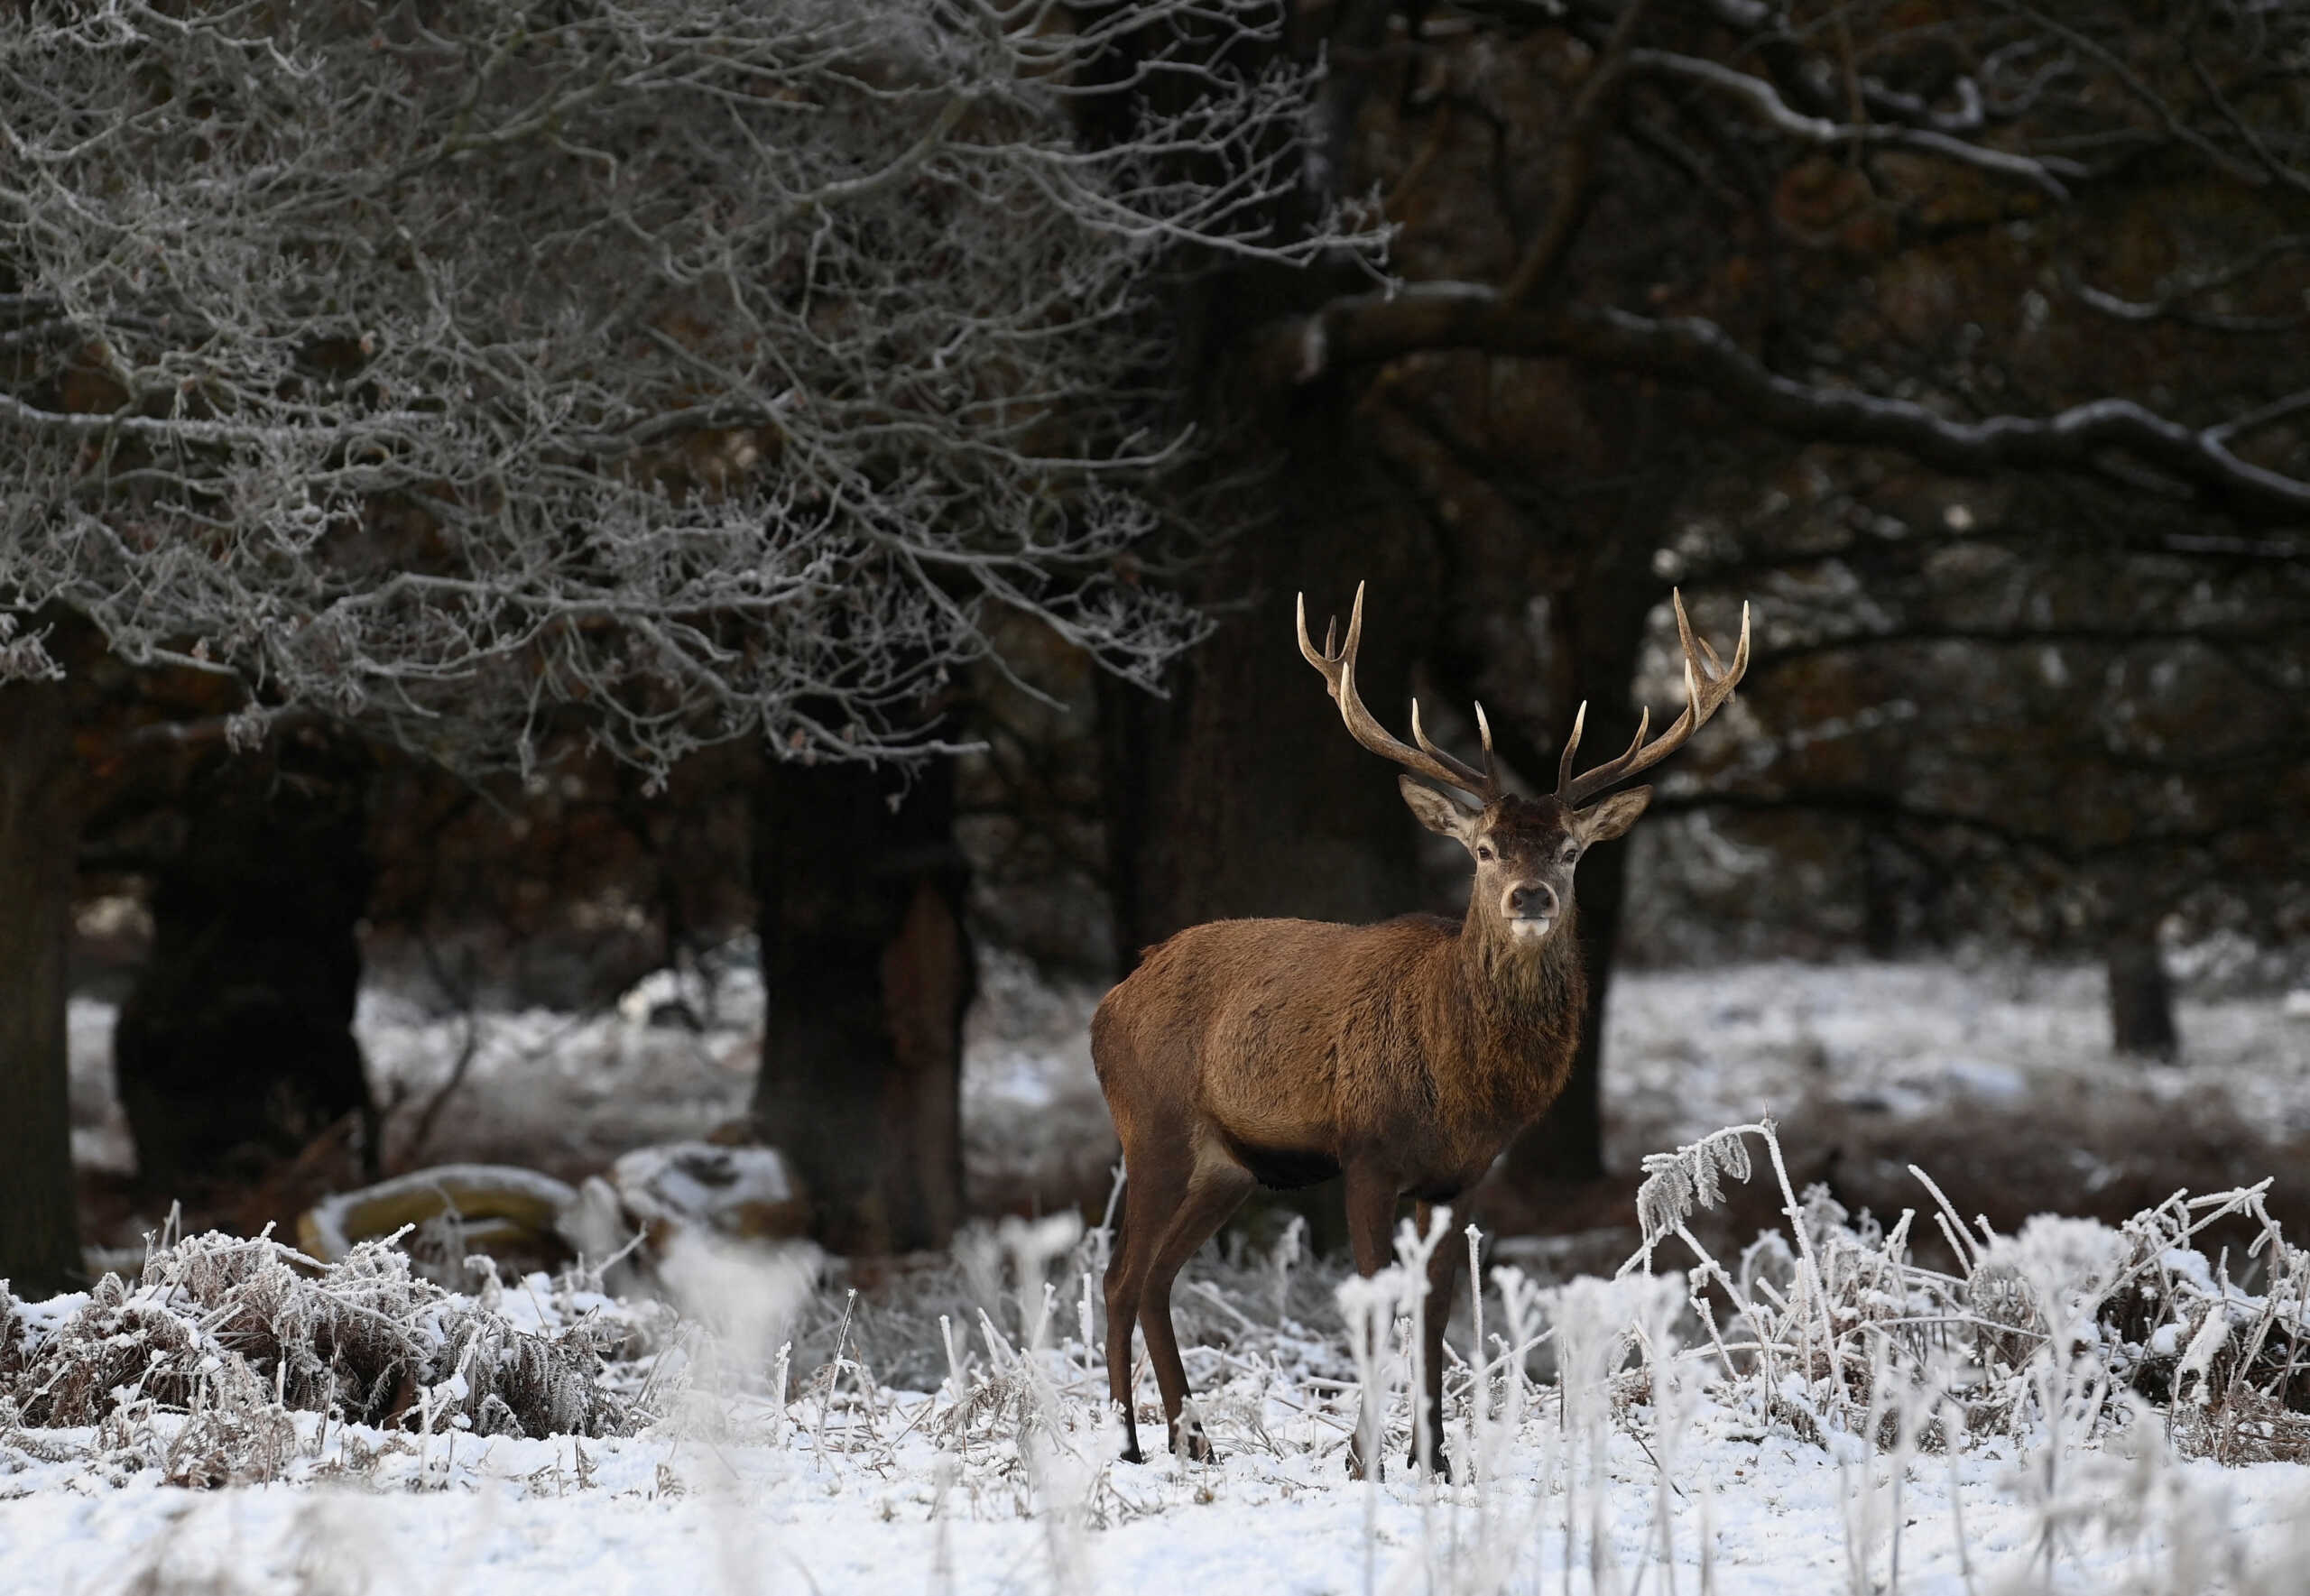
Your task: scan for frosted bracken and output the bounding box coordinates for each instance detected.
[6,1112,2308,1592]
[18,958,2310,1591]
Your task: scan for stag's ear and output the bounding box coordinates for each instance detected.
[1399,775,1481,844]
[1570,785,1652,844]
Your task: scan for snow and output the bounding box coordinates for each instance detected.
[31,956,2310,1592]
[612,1144,798,1224]
[61,955,2310,1209]
[3,1365,2305,1594]
[1602,961,2310,1158]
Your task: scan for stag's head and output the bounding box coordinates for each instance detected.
[1298,585,1750,950]
[1396,785,1649,943]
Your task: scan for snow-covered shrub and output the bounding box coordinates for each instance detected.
[1622,1119,2310,1466]
[0,1288,22,1383]
[1,1231,666,1471]
[8,1114,2310,1590]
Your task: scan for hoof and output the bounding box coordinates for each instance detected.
[1170,1428,1219,1464]
[1119,1444,1146,1465]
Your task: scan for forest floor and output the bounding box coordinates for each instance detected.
[5,1367,2305,1596]
[14,955,2307,1594]
[66,950,2310,1268]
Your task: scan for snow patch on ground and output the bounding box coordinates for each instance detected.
[1604,961,2310,1161]
[30,1025,2310,1596]
[5,1405,2304,1596]
[64,956,2310,1220]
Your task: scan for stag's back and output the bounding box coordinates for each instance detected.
[1092,914,1459,1172]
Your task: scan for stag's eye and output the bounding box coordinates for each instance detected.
[1559,842,1581,864]
[1474,843,1495,863]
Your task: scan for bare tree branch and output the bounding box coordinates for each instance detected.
[1500,0,1658,306]
[1624,49,2082,200]
[2071,235,2310,334]
[1,0,1381,778]
[1267,283,2310,521]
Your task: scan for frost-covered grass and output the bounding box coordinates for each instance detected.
[12,1118,2310,1595]
[32,957,2310,1591]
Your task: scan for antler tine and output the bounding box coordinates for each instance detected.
[1298,582,1498,800]
[1556,591,1751,807]
[1410,696,1492,770]
[1555,700,1587,795]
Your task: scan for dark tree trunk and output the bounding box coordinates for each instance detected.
[0,677,84,1296]
[1097,512,1432,1262]
[1102,424,1441,955]
[113,738,377,1202]
[1104,399,1686,1203]
[2106,917,2180,1062]
[1861,829,1905,959]
[1489,548,1659,1188]
[752,755,973,1254]
[1093,389,1453,1266]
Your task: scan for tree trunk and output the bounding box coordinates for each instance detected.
[0,677,84,1296]
[1489,510,1672,1189]
[1502,839,1626,1185]
[1861,829,1905,959]
[752,754,973,1254]
[112,739,377,1203]
[2106,916,2179,1062]
[1102,428,1441,954]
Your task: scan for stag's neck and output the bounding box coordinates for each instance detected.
[1442,901,1587,1121]
[1461,898,1582,995]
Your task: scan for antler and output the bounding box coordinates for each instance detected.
[1298,582,1500,802]
[1555,590,1751,807]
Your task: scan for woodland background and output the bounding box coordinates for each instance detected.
[4,0,2308,1298]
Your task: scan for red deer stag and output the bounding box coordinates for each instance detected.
[1092,583,1749,1473]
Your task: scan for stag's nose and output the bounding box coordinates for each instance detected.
[1508,881,1558,920]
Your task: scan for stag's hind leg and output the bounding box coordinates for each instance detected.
[1103,1144,1181,1464]
[1137,1153,1255,1463]
[1340,1161,1400,1481]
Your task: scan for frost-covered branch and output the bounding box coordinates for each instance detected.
[1624,48,2084,199]
[0,0,1380,776]
[1264,287,2310,521]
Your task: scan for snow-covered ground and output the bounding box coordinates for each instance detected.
[1604,961,2310,1154]
[9,1167,2310,1596]
[5,1395,2305,1596]
[68,951,2310,1222]
[29,957,2310,1594]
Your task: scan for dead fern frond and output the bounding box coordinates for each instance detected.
[1631,1121,1761,1268]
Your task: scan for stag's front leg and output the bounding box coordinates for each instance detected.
[1340,1163,1400,1481]
[1410,1200,1462,1480]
